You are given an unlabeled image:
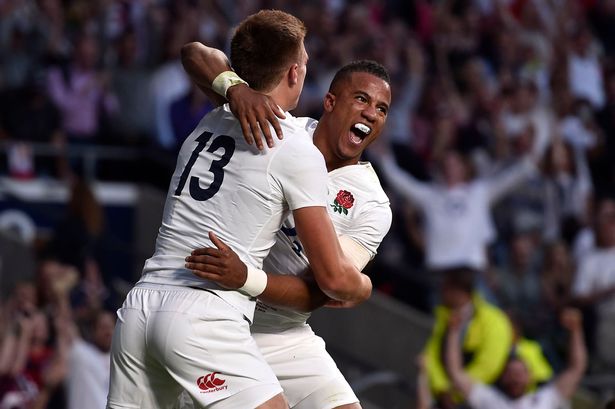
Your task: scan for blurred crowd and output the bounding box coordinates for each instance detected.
[1,0,615,408]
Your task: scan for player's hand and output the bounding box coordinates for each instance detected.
[226,83,286,150]
[185,231,248,289]
[560,308,583,332]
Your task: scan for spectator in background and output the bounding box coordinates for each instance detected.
[65,310,114,409]
[109,28,154,145]
[507,313,554,391]
[376,141,538,301]
[540,240,577,368]
[445,308,587,409]
[424,266,513,409]
[149,6,194,150]
[567,25,605,111]
[46,178,105,276]
[541,139,593,243]
[492,227,546,338]
[572,195,615,370]
[0,309,68,409]
[0,77,68,179]
[47,32,118,144]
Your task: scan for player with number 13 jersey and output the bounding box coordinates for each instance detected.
[139,105,327,322]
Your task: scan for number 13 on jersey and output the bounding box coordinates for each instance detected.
[174,131,236,201]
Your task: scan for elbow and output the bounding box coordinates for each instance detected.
[180,42,202,67]
[317,267,371,302]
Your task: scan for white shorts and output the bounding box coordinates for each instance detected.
[107,283,282,409]
[254,325,359,409]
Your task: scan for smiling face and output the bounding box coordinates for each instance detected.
[315,71,391,170]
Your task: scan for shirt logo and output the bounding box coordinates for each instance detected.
[197,372,228,393]
[331,190,354,215]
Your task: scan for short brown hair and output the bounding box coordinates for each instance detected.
[230,10,306,92]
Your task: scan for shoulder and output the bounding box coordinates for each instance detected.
[274,115,322,159]
[329,162,390,204]
[294,116,319,136]
[474,297,512,328]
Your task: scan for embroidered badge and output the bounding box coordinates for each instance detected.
[331,190,354,215]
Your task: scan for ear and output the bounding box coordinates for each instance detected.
[323,92,336,112]
[288,63,299,86]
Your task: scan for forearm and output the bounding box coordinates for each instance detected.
[180,42,229,106]
[259,274,329,313]
[445,328,473,397]
[294,208,373,303]
[555,325,588,398]
[568,326,587,376]
[487,157,535,203]
[310,257,372,303]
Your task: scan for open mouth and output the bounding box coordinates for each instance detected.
[349,123,371,145]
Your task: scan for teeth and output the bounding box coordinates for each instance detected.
[353,123,371,135]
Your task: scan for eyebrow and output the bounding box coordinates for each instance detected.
[354,90,390,111]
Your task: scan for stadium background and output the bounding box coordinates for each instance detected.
[0,0,615,407]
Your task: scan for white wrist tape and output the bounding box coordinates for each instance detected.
[211,71,248,98]
[239,265,268,297]
[338,235,372,271]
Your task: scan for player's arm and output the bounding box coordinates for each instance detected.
[186,232,369,311]
[554,308,587,399]
[292,206,372,303]
[444,313,475,399]
[180,42,229,107]
[180,41,285,149]
[186,232,328,312]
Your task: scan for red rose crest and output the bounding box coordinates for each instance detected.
[331,190,354,215]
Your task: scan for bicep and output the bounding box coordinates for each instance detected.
[293,206,345,278]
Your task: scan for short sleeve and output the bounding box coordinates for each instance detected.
[269,137,328,210]
[344,203,392,258]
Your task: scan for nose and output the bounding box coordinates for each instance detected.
[362,104,377,122]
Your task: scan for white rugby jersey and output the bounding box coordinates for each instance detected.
[252,124,392,332]
[139,105,328,322]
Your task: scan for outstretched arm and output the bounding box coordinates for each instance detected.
[444,313,475,399]
[180,41,285,149]
[554,308,587,399]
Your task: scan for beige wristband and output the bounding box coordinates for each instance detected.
[212,71,249,98]
[238,265,268,297]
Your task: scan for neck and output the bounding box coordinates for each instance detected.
[313,122,359,172]
[313,126,334,171]
[266,84,294,112]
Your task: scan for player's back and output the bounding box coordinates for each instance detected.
[140,104,328,320]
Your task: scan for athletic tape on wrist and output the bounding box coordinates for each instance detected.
[239,266,267,297]
[211,71,248,98]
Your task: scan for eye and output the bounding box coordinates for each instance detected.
[356,95,367,103]
[377,106,388,115]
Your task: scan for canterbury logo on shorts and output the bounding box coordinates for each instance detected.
[197,372,228,393]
